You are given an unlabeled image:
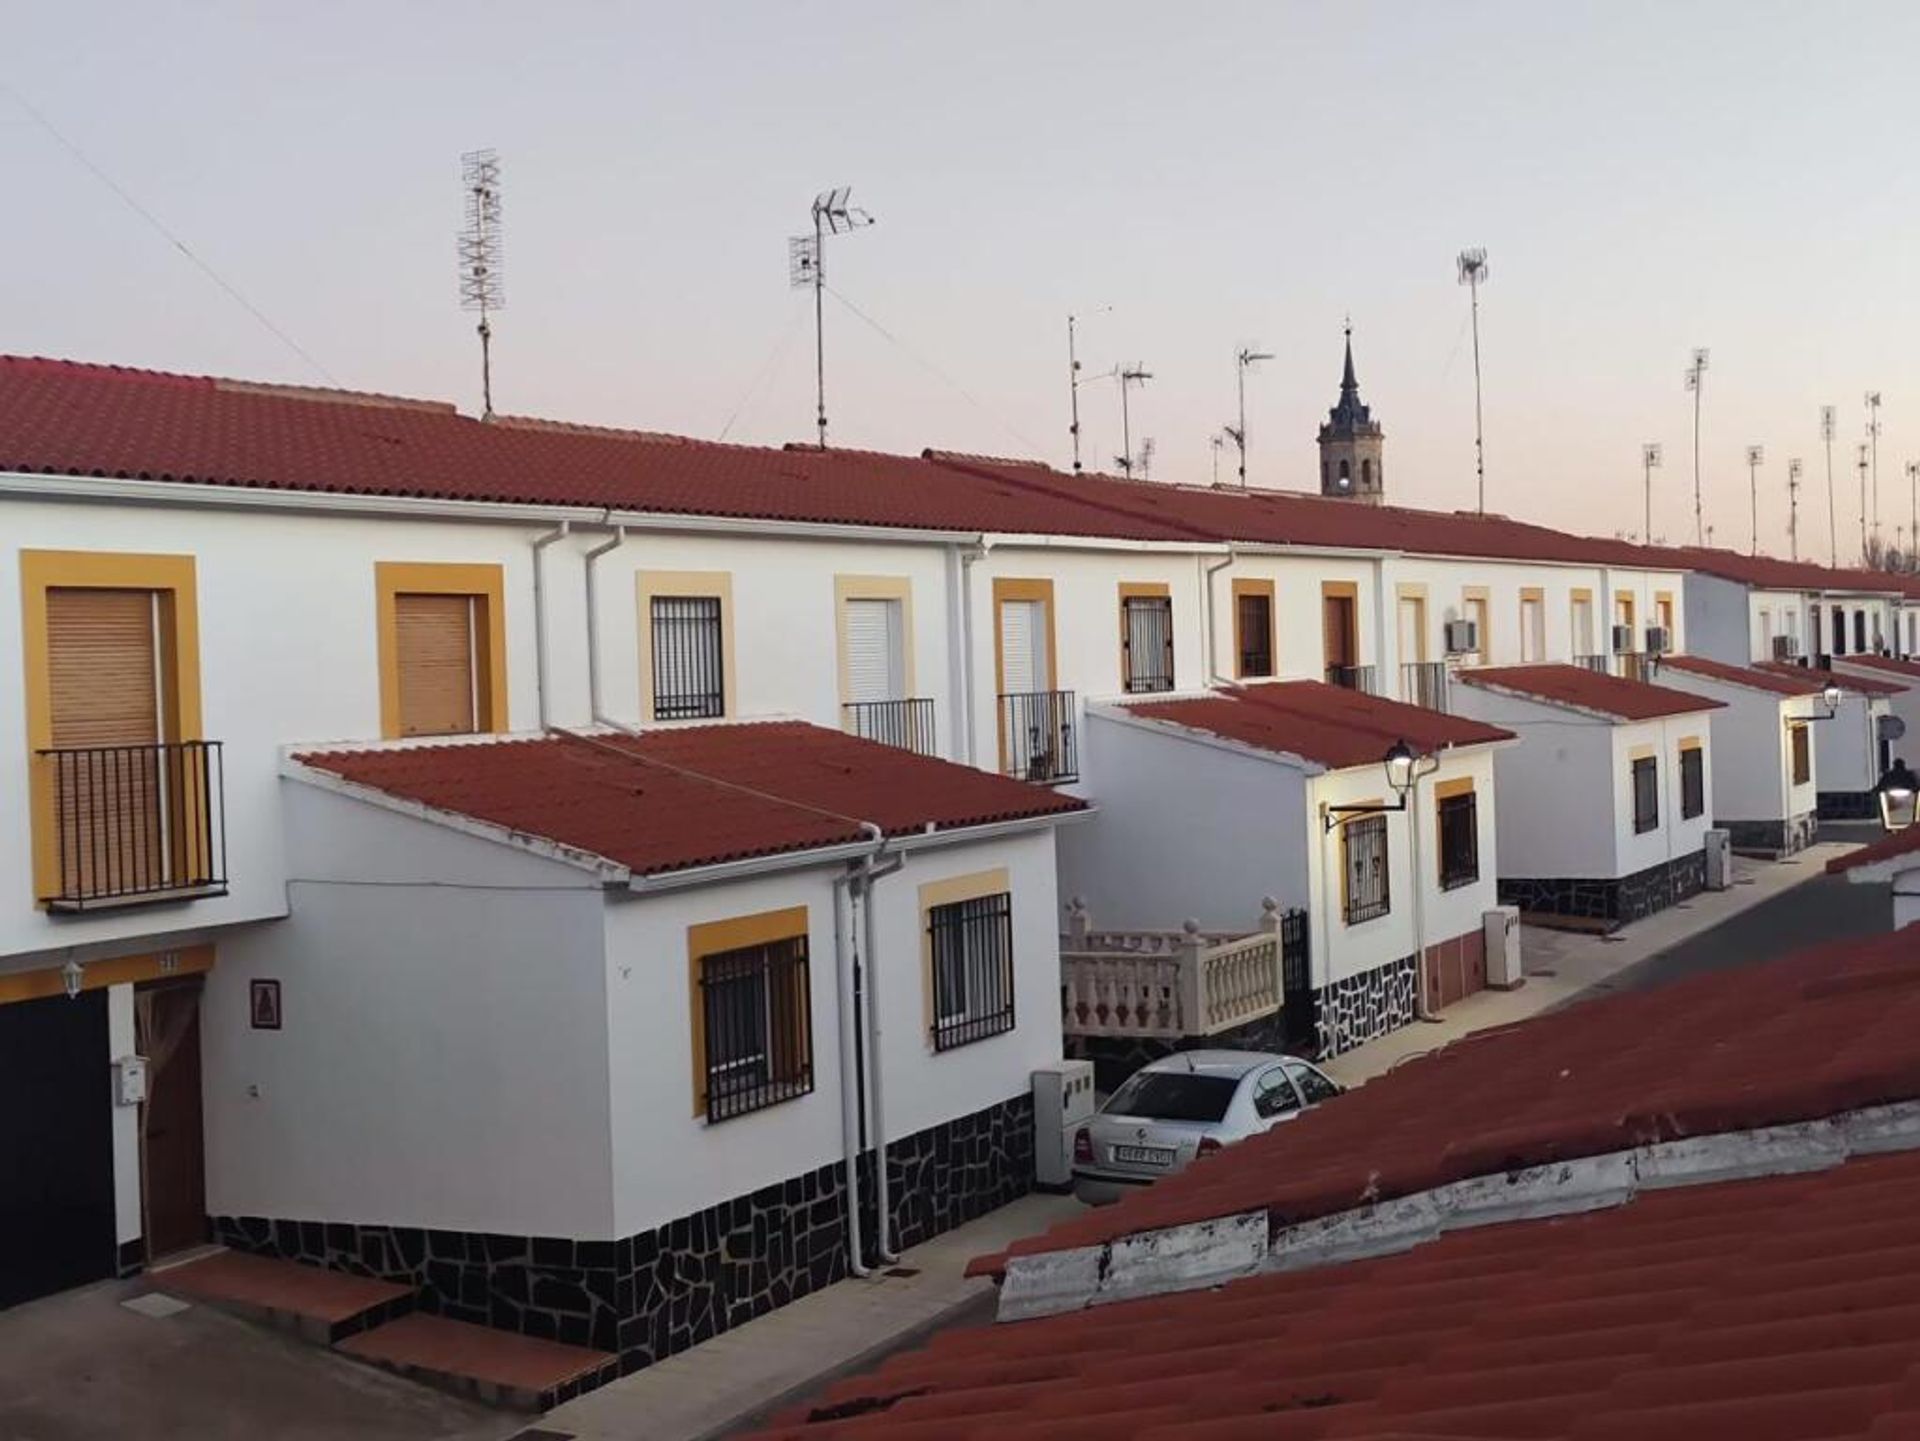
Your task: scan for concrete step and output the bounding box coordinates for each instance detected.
[337,1311,619,1413]
[152,1250,414,1343]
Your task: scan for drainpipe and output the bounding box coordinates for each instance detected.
[831,869,870,1278]
[530,522,571,730]
[1204,550,1237,686]
[1409,771,1433,1022]
[857,823,906,1263]
[958,543,989,767]
[584,526,628,726]
[1371,557,1391,697]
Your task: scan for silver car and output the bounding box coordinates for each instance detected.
[1072,1050,1343,1205]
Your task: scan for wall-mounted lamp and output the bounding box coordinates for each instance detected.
[1803,682,1845,722]
[1322,739,1439,831]
[60,958,84,1000]
[1876,757,1920,832]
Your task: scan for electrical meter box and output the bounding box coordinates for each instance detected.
[1031,1059,1096,1189]
[114,1054,149,1107]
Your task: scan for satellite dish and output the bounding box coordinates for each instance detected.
[1881,714,1908,743]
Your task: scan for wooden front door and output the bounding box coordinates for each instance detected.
[137,978,206,1260]
[1323,593,1357,671]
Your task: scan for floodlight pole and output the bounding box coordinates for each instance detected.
[1868,392,1883,553]
[1823,406,1838,567]
[1860,443,1873,564]
[1908,460,1919,571]
[1746,446,1764,556]
[1459,255,1488,514]
[1685,349,1709,546]
[1642,443,1661,545]
[1788,458,1803,561]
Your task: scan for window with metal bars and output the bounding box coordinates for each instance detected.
[1681,747,1705,819]
[1341,815,1390,924]
[1236,592,1274,678]
[929,892,1016,1051]
[1790,724,1812,787]
[698,936,812,1122]
[1632,755,1659,834]
[651,595,725,719]
[1437,792,1479,891]
[1122,595,1175,693]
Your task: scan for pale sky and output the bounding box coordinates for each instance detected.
[4,2,1918,555]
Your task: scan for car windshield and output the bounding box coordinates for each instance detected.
[1104,1070,1238,1123]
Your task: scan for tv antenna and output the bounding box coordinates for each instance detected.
[458,149,505,419]
[1684,348,1709,546]
[1066,307,1111,473]
[1641,443,1662,544]
[1232,346,1274,488]
[1867,391,1884,551]
[1787,457,1803,560]
[1209,432,1225,487]
[1859,441,1873,563]
[1115,364,1152,478]
[1139,436,1156,481]
[1746,446,1765,556]
[1457,249,1489,512]
[790,186,875,449]
[1822,405,1838,566]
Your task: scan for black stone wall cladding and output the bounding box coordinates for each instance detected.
[1312,954,1418,1058]
[1067,1010,1303,1090]
[212,1091,1032,1377]
[1819,790,1879,821]
[1499,849,1706,926]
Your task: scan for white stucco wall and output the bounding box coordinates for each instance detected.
[1057,710,1309,934]
[1608,718,1714,876]
[1656,672,1815,823]
[1818,693,1889,794]
[1833,661,1920,765]
[108,982,141,1245]
[603,828,1062,1237]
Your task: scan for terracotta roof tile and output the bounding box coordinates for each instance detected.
[1121,683,1512,770]
[1659,653,1828,695]
[1756,659,1906,695]
[293,724,1084,877]
[1456,663,1724,721]
[1648,544,1910,596]
[1839,655,1920,680]
[1826,827,1920,875]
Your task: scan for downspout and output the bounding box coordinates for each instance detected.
[832,868,870,1278]
[1371,556,1392,696]
[858,823,906,1263]
[584,525,628,726]
[1204,550,1237,686]
[530,521,571,730]
[958,543,989,767]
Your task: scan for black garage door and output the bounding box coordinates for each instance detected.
[0,989,116,1310]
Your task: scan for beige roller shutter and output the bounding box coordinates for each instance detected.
[394,593,477,737]
[47,588,161,747]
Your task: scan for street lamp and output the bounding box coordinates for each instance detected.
[1875,757,1920,832]
[1323,738,1432,829]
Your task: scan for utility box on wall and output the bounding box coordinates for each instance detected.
[1704,828,1733,890]
[1032,1060,1095,1189]
[1483,906,1523,989]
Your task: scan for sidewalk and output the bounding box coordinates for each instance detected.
[1320,842,1858,1088]
[536,1192,1084,1441]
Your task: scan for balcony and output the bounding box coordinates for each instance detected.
[843,698,937,757]
[37,741,228,913]
[999,690,1078,785]
[1615,652,1655,683]
[1574,654,1612,674]
[1059,901,1309,1043]
[1401,660,1450,712]
[1325,663,1378,694]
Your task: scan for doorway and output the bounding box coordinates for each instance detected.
[137,978,206,1261]
[1322,585,1358,685]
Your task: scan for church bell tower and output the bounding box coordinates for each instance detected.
[1317,325,1384,504]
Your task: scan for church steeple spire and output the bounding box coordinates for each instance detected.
[1317,323,1385,504]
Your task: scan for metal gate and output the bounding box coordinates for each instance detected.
[1276,907,1316,1054]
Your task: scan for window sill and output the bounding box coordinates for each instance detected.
[1439,875,1480,893]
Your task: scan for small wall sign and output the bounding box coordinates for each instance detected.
[250,979,282,1031]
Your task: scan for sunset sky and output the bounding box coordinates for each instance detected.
[5,1,1917,556]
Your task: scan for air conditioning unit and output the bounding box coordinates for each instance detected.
[1443,618,1479,655]
[1031,1059,1096,1190]
[1772,634,1802,661]
[1610,623,1636,653]
[1644,625,1671,656]
[1483,906,1523,989]
[1704,828,1733,891]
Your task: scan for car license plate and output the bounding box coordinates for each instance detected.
[1112,1144,1175,1166]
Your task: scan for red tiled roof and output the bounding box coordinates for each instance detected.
[1652,544,1909,596]
[973,925,1920,1272]
[1659,653,1827,696]
[0,354,1691,568]
[1827,828,1920,874]
[1456,663,1723,721]
[1124,683,1512,771]
[1757,659,1905,696]
[293,724,1084,877]
[749,1145,1920,1440]
[1839,654,1920,680]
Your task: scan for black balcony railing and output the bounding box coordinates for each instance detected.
[1325,663,1378,694]
[999,690,1078,784]
[38,741,227,912]
[843,698,938,756]
[1401,661,1450,712]
[1574,654,1611,674]
[1616,652,1655,683]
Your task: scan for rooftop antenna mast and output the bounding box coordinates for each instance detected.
[1822,405,1838,567]
[1231,345,1273,488]
[1867,391,1884,551]
[1859,442,1873,563]
[1746,446,1765,555]
[1457,249,1489,512]
[790,187,874,449]
[1908,459,1919,571]
[458,149,505,420]
[1642,443,1662,544]
[1065,306,1111,473]
[1788,457,1803,561]
[1116,364,1152,478]
[1209,433,1225,487]
[1684,348,1710,546]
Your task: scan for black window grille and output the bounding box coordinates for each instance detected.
[652,595,725,720]
[1437,791,1479,890]
[39,741,228,911]
[699,936,812,1122]
[929,892,1016,1051]
[1632,755,1659,833]
[1236,593,1273,678]
[1681,747,1705,819]
[1325,663,1377,694]
[1402,661,1449,711]
[843,698,937,756]
[1342,815,1390,924]
[999,690,1078,783]
[1121,595,1175,693]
